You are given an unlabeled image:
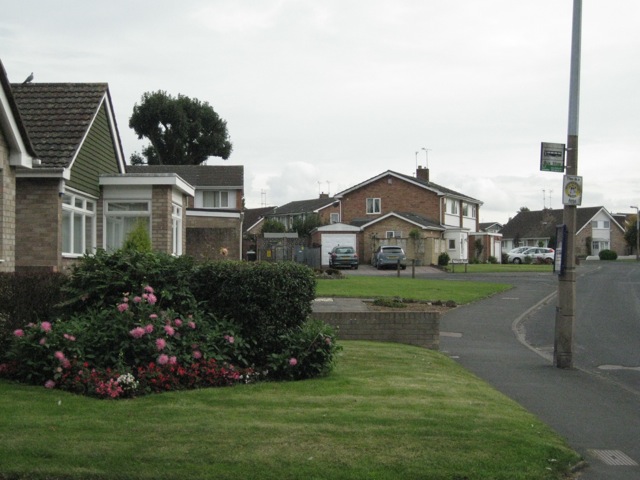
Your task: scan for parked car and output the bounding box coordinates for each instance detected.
[507,246,531,255]
[328,245,359,269]
[372,245,407,269]
[508,247,555,264]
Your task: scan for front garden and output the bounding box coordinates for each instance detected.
[0,250,340,399]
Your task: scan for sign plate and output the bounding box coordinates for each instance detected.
[562,175,583,205]
[540,142,565,172]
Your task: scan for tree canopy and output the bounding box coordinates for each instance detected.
[129,91,232,165]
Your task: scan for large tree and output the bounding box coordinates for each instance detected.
[129,91,232,165]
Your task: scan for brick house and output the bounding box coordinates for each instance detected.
[500,207,626,257]
[127,165,245,260]
[328,167,484,265]
[0,60,36,272]
[1,61,193,272]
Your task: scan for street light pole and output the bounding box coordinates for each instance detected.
[554,0,582,369]
[631,206,639,261]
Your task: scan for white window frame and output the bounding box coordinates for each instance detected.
[366,198,381,214]
[386,231,402,238]
[449,199,458,215]
[62,192,96,257]
[104,200,151,251]
[172,203,182,255]
[330,212,340,224]
[202,190,229,208]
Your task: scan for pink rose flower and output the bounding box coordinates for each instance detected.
[129,327,146,339]
[289,357,298,366]
[164,325,175,336]
[63,333,76,341]
[188,321,196,329]
[144,285,154,293]
[156,338,166,351]
[145,324,154,334]
[40,321,52,333]
[168,356,177,365]
[157,354,169,365]
[193,350,202,359]
[117,303,129,313]
[224,335,235,344]
[133,296,142,303]
[13,329,24,337]
[54,351,66,361]
[147,293,157,305]
[39,338,46,345]
[173,319,182,327]
[149,314,158,319]
[44,380,56,389]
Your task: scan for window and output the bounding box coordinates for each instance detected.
[62,193,96,256]
[462,203,468,216]
[202,190,229,208]
[366,198,381,214]
[386,231,402,238]
[330,212,340,224]
[448,239,456,249]
[603,220,610,229]
[105,201,150,251]
[449,199,458,215]
[172,204,182,255]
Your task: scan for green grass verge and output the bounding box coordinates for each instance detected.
[316,276,512,304]
[0,341,580,480]
[446,264,554,273]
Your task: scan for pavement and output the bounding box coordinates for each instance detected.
[312,268,640,479]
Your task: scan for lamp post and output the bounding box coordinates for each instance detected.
[631,205,639,261]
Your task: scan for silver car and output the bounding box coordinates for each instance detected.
[508,247,555,264]
[372,245,407,270]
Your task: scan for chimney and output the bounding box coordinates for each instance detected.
[319,192,328,199]
[416,166,429,182]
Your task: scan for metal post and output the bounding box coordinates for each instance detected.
[631,206,639,261]
[554,0,582,369]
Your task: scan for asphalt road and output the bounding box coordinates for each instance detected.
[325,262,640,477]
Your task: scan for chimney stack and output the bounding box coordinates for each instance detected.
[416,166,429,182]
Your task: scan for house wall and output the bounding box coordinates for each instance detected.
[340,175,440,224]
[0,130,16,272]
[15,178,62,272]
[67,105,121,197]
[151,185,173,253]
[186,214,242,261]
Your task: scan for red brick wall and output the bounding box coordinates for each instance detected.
[340,175,441,224]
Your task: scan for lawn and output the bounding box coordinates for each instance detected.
[316,275,512,304]
[0,341,581,480]
[446,263,554,274]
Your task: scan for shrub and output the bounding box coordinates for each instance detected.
[190,261,317,366]
[0,272,67,363]
[121,221,152,252]
[267,319,341,381]
[488,256,498,264]
[61,249,198,315]
[598,249,618,260]
[438,252,450,267]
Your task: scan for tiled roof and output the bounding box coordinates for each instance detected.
[500,207,607,239]
[10,83,109,168]
[243,206,276,233]
[0,60,37,157]
[268,197,337,215]
[126,165,244,188]
[337,170,482,204]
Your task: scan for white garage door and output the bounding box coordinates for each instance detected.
[321,234,357,266]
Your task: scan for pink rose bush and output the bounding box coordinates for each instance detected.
[1,285,255,399]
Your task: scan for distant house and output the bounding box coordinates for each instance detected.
[479,222,503,233]
[127,165,244,260]
[264,167,492,266]
[1,60,194,272]
[500,207,626,257]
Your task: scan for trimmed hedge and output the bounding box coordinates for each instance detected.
[598,249,618,260]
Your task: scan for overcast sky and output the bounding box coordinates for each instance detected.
[2,1,639,224]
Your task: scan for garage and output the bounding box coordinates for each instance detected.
[313,224,361,267]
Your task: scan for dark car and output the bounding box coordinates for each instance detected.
[372,245,407,269]
[329,245,359,269]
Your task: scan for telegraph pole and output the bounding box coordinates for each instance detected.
[554,0,582,369]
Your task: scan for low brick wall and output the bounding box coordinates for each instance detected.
[312,311,440,350]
